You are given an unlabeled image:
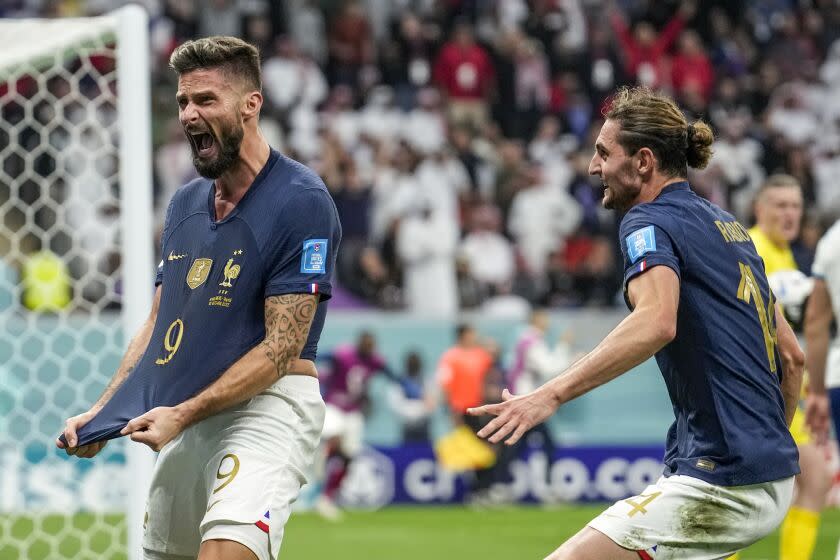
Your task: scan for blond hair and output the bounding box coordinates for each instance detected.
[605,87,713,176]
[169,36,262,91]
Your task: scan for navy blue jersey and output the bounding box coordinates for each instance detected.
[619,181,798,486]
[66,150,341,446]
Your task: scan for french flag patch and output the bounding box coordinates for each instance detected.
[310,283,319,294]
[255,510,269,533]
[639,259,647,272]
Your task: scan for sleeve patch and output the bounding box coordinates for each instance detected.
[626,226,657,263]
[301,239,328,273]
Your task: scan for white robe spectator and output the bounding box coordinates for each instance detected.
[460,231,515,287]
[414,154,469,222]
[397,209,459,314]
[508,181,581,275]
[262,48,328,112]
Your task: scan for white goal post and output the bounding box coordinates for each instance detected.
[0,6,153,560]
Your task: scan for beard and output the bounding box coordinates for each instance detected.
[601,163,641,212]
[188,118,244,179]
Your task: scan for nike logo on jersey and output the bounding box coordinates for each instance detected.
[168,251,187,261]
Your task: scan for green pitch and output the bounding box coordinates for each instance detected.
[3,507,839,559]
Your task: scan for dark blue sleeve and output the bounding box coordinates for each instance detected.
[619,207,682,299]
[264,187,341,301]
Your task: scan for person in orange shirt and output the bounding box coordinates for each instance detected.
[437,323,497,499]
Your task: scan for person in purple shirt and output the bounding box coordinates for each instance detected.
[317,331,390,519]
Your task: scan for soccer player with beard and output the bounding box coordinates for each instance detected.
[56,36,341,560]
[469,87,803,559]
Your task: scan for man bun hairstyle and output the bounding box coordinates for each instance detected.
[169,36,262,91]
[605,87,714,177]
[686,121,714,170]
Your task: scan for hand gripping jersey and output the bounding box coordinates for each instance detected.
[618,181,799,486]
[63,150,341,446]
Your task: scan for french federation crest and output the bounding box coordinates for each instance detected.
[186,258,213,289]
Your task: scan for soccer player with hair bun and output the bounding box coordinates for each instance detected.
[470,87,802,559]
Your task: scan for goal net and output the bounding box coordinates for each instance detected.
[0,7,153,560]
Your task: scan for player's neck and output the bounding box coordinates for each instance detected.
[214,129,271,205]
[637,175,687,205]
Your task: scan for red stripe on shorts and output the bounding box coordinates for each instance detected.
[255,519,269,533]
[637,551,653,560]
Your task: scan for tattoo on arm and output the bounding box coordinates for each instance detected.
[260,294,318,378]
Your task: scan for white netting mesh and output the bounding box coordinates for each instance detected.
[0,16,129,560]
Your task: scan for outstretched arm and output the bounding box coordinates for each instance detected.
[122,293,319,451]
[776,303,805,427]
[58,286,161,455]
[469,266,679,444]
[804,280,832,442]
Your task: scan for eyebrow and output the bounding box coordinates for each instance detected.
[595,142,609,155]
[176,89,217,102]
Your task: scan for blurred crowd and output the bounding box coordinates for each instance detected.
[3,0,840,312]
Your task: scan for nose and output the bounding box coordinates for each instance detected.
[179,102,198,127]
[588,153,600,176]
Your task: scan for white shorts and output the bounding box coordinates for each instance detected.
[142,375,325,560]
[321,404,364,457]
[588,474,795,560]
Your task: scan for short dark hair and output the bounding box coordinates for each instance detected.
[604,87,713,177]
[169,36,262,91]
[455,323,472,341]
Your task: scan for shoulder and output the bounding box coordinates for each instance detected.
[619,201,678,238]
[168,177,210,212]
[270,154,336,212]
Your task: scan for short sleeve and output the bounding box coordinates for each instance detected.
[619,208,682,295]
[155,197,177,286]
[264,187,341,300]
[812,226,840,279]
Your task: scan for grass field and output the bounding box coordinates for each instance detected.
[2,507,839,559]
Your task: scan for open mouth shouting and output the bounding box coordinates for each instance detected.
[187,129,217,159]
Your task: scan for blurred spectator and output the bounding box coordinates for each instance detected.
[397,205,459,315]
[433,21,495,130]
[709,114,765,217]
[380,11,439,110]
[327,0,376,87]
[402,87,448,155]
[197,0,243,38]
[460,203,515,294]
[436,324,498,499]
[288,0,328,64]
[507,165,581,279]
[389,350,432,442]
[318,331,391,519]
[671,30,714,104]
[609,1,693,89]
[510,38,550,139]
[262,36,328,119]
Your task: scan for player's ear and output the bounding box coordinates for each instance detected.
[636,147,655,175]
[242,90,262,120]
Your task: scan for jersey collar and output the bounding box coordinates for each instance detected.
[208,148,281,224]
[660,180,690,196]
